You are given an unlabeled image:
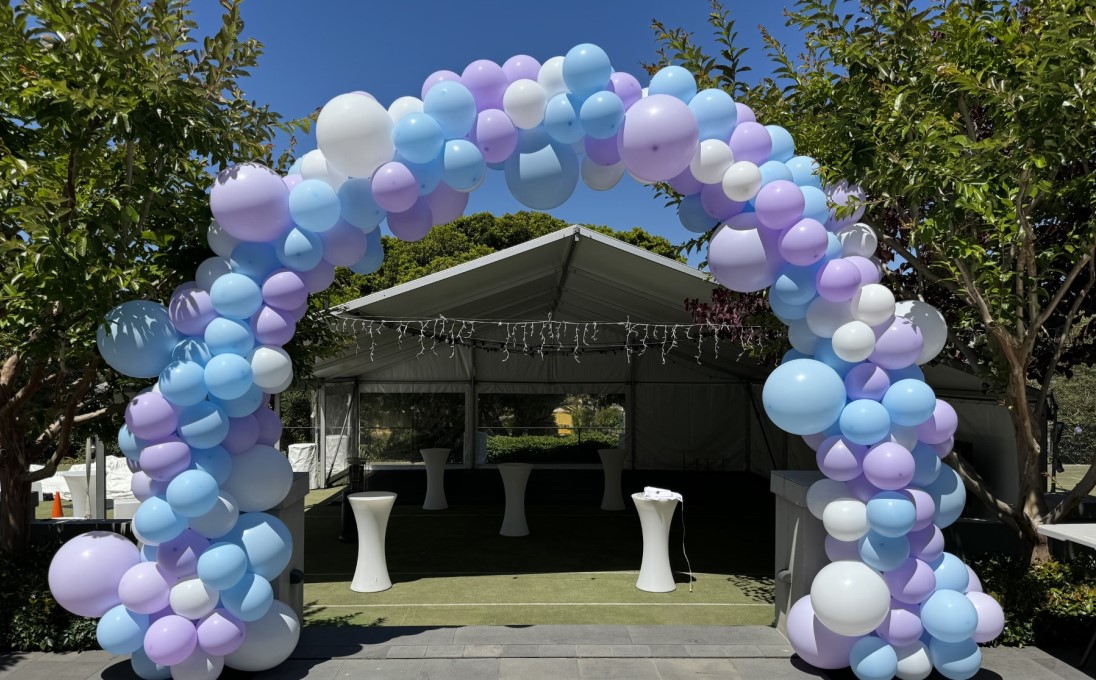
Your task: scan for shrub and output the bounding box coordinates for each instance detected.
[485,431,621,464]
[972,553,1096,647]
[0,542,99,652]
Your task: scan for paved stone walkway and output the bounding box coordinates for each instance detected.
[1,625,1091,679]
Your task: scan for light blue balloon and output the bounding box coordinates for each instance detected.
[229,242,279,280]
[133,496,188,545]
[800,185,829,223]
[516,126,552,154]
[678,194,717,234]
[228,512,293,580]
[849,636,897,680]
[562,43,612,97]
[210,273,263,320]
[131,648,171,680]
[171,337,212,366]
[350,229,385,275]
[762,359,847,435]
[203,353,254,401]
[866,491,917,537]
[781,349,809,364]
[579,90,625,139]
[204,317,254,357]
[543,93,585,145]
[275,227,324,272]
[923,465,966,528]
[422,81,476,139]
[888,364,926,383]
[769,293,810,323]
[911,442,942,487]
[197,541,249,590]
[286,158,303,175]
[883,379,937,426]
[766,125,795,162]
[504,141,579,210]
[688,89,737,141]
[338,178,385,232]
[140,542,158,563]
[442,139,486,191]
[824,232,841,259]
[158,360,208,407]
[177,401,230,449]
[96,300,180,379]
[787,155,821,188]
[649,65,697,102]
[759,160,794,186]
[166,469,220,518]
[393,112,445,164]
[289,179,340,233]
[190,445,232,485]
[118,424,148,462]
[922,590,978,643]
[97,604,149,655]
[928,636,981,680]
[772,265,818,306]
[210,383,265,418]
[858,530,910,571]
[814,339,857,377]
[399,153,444,196]
[931,552,970,592]
[221,572,274,622]
[840,399,892,445]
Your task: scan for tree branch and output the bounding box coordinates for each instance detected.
[1045,458,1096,525]
[1028,247,1095,353]
[0,358,45,418]
[27,364,98,483]
[880,233,960,294]
[0,353,21,390]
[944,451,1027,536]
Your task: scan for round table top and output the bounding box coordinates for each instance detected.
[348,491,398,502]
[496,462,533,470]
[631,492,680,503]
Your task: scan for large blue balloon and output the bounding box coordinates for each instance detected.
[441,139,486,191]
[762,359,846,435]
[177,401,230,449]
[96,604,149,655]
[190,445,232,485]
[766,125,795,163]
[423,81,476,139]
[350,229,384,275]
[158,360,208,407]
[678,194,717,234]
[197,541,249,590]
[858,530,910,571]
[401,154,444,196]
[210,383,265,418]
[132,496,188,545]
[579,91,625,140]
[504,139,579,210]
[221,572,273,622]
[759,160,794,186]
[229,242,279,280]
[911,442,942,487]
[866,491,917,538]
[204,317,254,356]
[840,399,892,445]
[922,465,966,527]
[543,93,585,145]
[849,636,897,680]
[769,293,810,323]
[649,65,697,102]
[227,511,293,580]
[882,379,937,427]
[931,552,970,592]
[786,155,821,188]
[171,337,212,366]
[928,637,981,680]
[210,273,263,320]
[562,43,611,97]
[97,300,180,379]
[166,469,220,518]
[921,590,978,643]
[338,178,385,232]
[204,353,253,401]
[772,265,819,306]
[288,179,340,233]
[688,89,737,141]
[275,227,324,272]
[393,112,445,165]
[801,186,830,223]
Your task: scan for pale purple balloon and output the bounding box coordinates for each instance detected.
[283,174,302,191]
[931,436,954,459]
[118,561,172,614]
[618,94,699,182]
[876,599,923,647]
[846,255,882,284]
[609,72,643,110]
[299,259,336,294]
[169,284,217,336]
[320,220,368,267]
[131,471,167,501]
[728,121,771,164]
[908,525,945,563]
[586,133,622,166]
[126,392,179,440]
[222,414,260,454]
[966,566,983,593]
[817,436,867,482]
[388,198,433,242]
[144,615,198,666]
[462,60,508,111]
[209,163,291,242]
[785,596,861,669]
[845,474,881,502]
[916,400,958,445]
[885,558,937,604]
[426,183,470,225]
[700,181,745,220]
[253,406,283,446]
[905,488,936,531]
[140,438,191,481]
[287,300,309,322]
[502,55,541,83]
[735,102,756,125]
[47,531,139,617]
[755,180,805,231]
[421,69,461,99]
[708,224,779,293]
[967,591,1004,643]
[802,431,828,451]
[828,180,867,229]
[471,109,518,163]
[815,259,863,302]
[251,304,296,346]
[871,317,925,370]
[261,269,307,311]
[156,529,209,581]
[862,442,915,490]
[779,218,828,265]
[824,535,861,561]
[845,363,891,401]
[197,610,245,656]
[372,162,419,213]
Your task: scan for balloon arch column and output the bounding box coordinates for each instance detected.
[48,44,1002,680]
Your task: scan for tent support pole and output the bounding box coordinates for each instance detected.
[468,347,477,470]
[316,384,327,487]
[628,356,637,471]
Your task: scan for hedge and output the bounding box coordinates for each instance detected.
[0,541,98,652]
[485,431,621,464]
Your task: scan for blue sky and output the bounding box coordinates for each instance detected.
[191,0,803,247]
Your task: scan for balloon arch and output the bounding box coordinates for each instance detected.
[48,44,1001,680]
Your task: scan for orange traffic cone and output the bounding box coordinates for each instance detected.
[51,493,63,518]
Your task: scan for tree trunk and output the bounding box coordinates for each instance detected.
[0,453,31,555]
[1005,366,1051,562]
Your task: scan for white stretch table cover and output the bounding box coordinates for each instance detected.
[61,470,96,519]
[419,448,450,510]
[598,448,627,511]
[348,491,397,593]
[498,463,532,537]
[632,492,679,592]
[113,498,141,520]
[1038,523,1096,549]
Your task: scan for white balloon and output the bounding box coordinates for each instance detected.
[249,346,292,391]
[387,95,423,123]
[689,139,735,185]
[581,157,625,191]
[169,577,219,620]
[831,320,876,362]
[806,479,851,520]
[822,498,869,542]
[787,318,820,355]
[195,256,232,292]
[222,445,293,512]
[722,161,762,202]
[316,92,394,179]
[502,79,548,129]
[189,493,239,540]
[206,220,239,259]
[894,300,948,365]
[810,561,891,636]
[806,297,855,338]
[170,649,223,680]
[299,149,348,189]
[888,424,919,450]
[852,284,896,326]
[627,171,657,186]
[838,222,878,257]
[537,56,568,98]
[895,641,933,680]
[225,600,300,672]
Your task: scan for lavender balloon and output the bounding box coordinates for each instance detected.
[420,69,461,99]
[169,284,217,336]
[48,531,139,617]
[816,259,863,302]
[144,615,198,666]
[372,162,420,213]
[502,55,540,82]
[862,442,915,491]
[728,121,771,164]
[471,109,518,163]
[209,164,291,242]
[876,600,923,647]
[701,182,745,221]
[388,199,433,242]
[786,596,861,669]
[870,317,925,370]
[609,71,643,110]
[319,221,368,267]
[619,95,699,182]
[845,363,891,401]
[462,59,508,111]
[735,102,757,124]
[426,184,471,225]
[755,180,805,231]
[779,218,828,265]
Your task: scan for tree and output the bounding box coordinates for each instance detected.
[652,0,1096,554]
[0,0,301,554]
